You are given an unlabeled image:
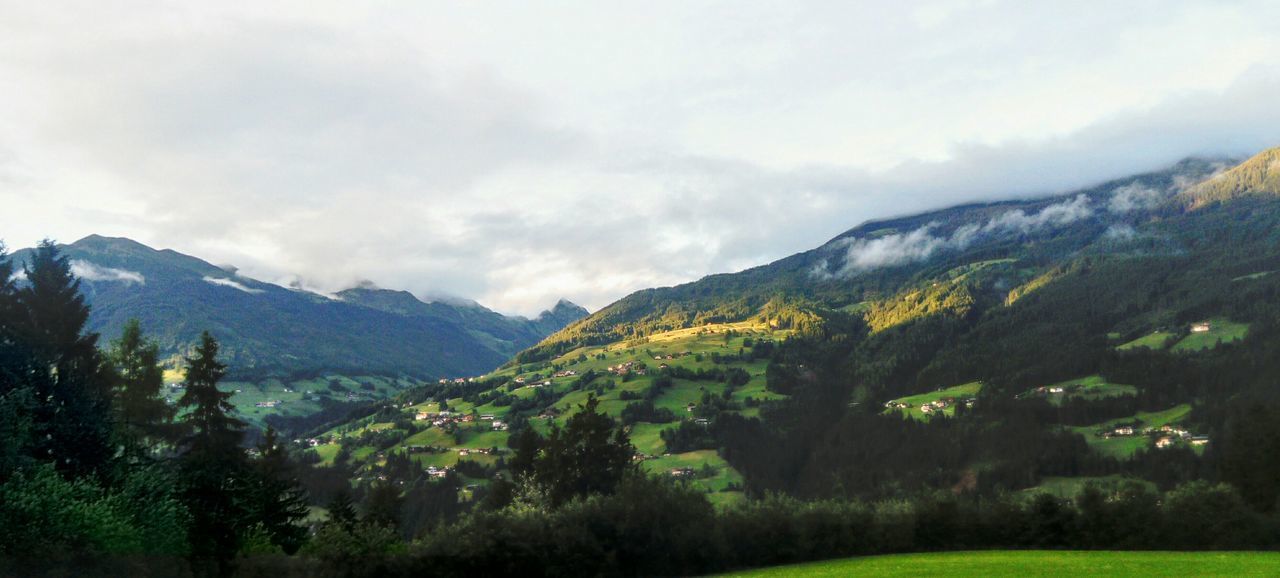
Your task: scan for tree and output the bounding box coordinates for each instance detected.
[109,319,177,449]
[326,489,358,531]
[533,395,636,506]
[14,240,113,478]
[247,426,309,554]
[176,332,249,574]
[364,482,403,530]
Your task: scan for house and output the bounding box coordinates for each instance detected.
[480,414,495,420]
[693,418,710,426]
[1191,436,1210,446]
[415,412,431,421]
[669,467,695,478]
[492,421,508,431]
[462,414,476,423]
[1048,387,1065,394]
[1155,437,1175,449]
[1191,322,1212,333]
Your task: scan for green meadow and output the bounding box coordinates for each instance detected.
[715,550,1280,577]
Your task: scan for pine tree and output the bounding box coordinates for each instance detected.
[326,489,358,531]
[177,331,249,574]
[109,319,177,449]
[248,426,309,553]
[14,240,113,478]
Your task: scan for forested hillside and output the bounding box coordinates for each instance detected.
[310,146,1280,522]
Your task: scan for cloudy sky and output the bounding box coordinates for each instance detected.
[3,1,1280,315]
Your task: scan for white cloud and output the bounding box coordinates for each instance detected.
[1108,183,1165,213]
[1,2,1280,314]
[69,260,145,285]
[824,194,1099,276]
[203,276,264,294]
[983,195,1095,234]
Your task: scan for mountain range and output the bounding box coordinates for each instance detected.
[308,145,1280,506]
[9,236,587,380]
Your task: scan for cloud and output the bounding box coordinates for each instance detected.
[203,276,264,294]
[1108,183,1165,213]
[69,260,145,285]
[983,195,1094,234]
[2,2,1280,314]
[824,195,1099,276]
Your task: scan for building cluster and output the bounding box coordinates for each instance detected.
[606,360,647,376]
[884,396,976,414]
[1100,423,1210,448]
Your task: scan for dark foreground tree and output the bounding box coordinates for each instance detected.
[177,332,250,575]
[247,426,309,554]
[533,394,636,506]
[110,319,177,449]
[14,240,113,478]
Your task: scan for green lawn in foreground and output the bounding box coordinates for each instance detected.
[715,550,1280,577]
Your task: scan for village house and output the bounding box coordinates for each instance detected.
[1155,437,1175,449]
[669,467,695,478]
[1191,436,1210,446]
[1191,322,1212,333]
[492,420,508,431]
[415,412,432,421]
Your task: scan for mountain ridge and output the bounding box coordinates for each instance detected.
[8,236,586,380]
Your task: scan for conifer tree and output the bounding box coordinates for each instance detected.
[177,331,249,574]
[248,426,309,553]
[109,319,176,449]
[14,240,113,478]
[326,489,358,531]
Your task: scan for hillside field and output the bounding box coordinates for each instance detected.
[310,320,791,501]
[715,551,1280,577]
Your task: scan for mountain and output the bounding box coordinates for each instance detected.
[315,145,1280,505]
[513,155,1235,363]
[9,236,586,380]
[1178,145,1280,208]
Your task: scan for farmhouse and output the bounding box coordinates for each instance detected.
[1191,322,1212,333]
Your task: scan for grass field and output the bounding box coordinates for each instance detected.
[884,382,982,420]
[1171,318,1250,353]
[1116,331,1177,351]
[1024,375,1137,405]
[715,550,1280,577]
[1070,404,1192,458]
[318,321,790,497]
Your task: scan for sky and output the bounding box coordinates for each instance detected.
[3,1,1280,315]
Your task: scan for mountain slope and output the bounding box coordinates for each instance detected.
[313,146,1280,503]
[10,236,586,380]
[1178,146,1280,208]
